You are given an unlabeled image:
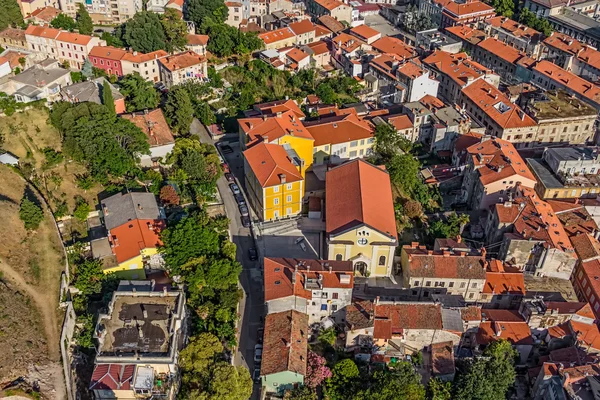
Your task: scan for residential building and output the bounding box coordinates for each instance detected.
[121,50,168,83]
[263,258,354,323]
[400,243,487,302]
[289,19,316,46]
[259,27,297,50]
[519,298,595,329]
[480,16,543,58]
[302,40,331,69]
[90,280,186,399]
[460,136,537,209]
[417,0,495,28]
[430,342,456,381]
[531,361,600,400]
[548,7,600,49]
[459,79,538,143]
[24,25,60,59]
[422,50,499,104]
[472,37,536,83]
[246,99,306,119]
[60,77,125,113]
[325,159,398,277]
[543,32,600,83]
[531,60,600,111]
[486,186,577,280]
[283,47,311,71]
[343,300,375,350]
[19,0,59,17]
[475,309,534,363]
[371,36,417,59]
[25,6,61,24]
[427,105,472,153]
[348,24,382,45]
[0,62,71,104]
[185,34,209,56]
[91,192,166,279]
[89,46,129,77]
[306,0,352,24]
[305,112,374,165]
[121,109,175,167]
[572,233,600,319]
[520,90,597,147]
[480,259,525,309]
[444,24,486,54]
[545,318,600,353]
[238,108,313,176]
[0,57,10,78]
[549,199,599,239]
[0,28,28,51]
[384,114,417,142]
[59,0,142,24]
[56,31,104,69]
[157,51,208,88]
[243,142,304,221]
[415,28,462,54]
[260,310,308,395]
[317,15,345,34]
[523,0,577,18]
[330,32,371,77]
[528,147,600,200]
[225,1,244,26]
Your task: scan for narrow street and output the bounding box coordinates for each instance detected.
[191,120,264,398]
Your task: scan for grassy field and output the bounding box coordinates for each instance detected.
[0,165,64,384]
[1,109,102,213]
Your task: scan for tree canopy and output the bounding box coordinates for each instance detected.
[51,14,76,31]
[164,85,195,135]
[19,196,44,230]
[204,23,262,58]
[102,82,116,114]
[118,73,160,112]
[123,11,167,53]
[0,0,23,31]
[428,212,469,240]
[75,3,93,35]
[185,0,228,29]
[160,9,188,53]
[491,0,514,18]
[518,8,553,36]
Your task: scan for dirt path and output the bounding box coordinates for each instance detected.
[0,257,60,360]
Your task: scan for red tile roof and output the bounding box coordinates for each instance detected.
[289,19,315,36]
[264,258,353,301]
[261,310,308,376]
[240,110,311,145]
[571,233,600,261]
[109,219,165,263]
[554,207,599,238]
[431,341,456,376]
[121,109,175,147]
[477,37,536,67]
[89,364,135,390]
[349,25,381,41]
[159,50,206,71]
[27,6,61,22]
[544,32,600,70]
[483,260,525,295]
[533,60,600,106]
[332,32,366,53]
[305,112,373,146]
[89,46,128,61]
[253,99,305,119]
[438,0,494,17]
[570,320,600,350]
[304,40,329,55]
[423,50,492,87]
[24,24,60,39]
[402,245,486,280]
[486,16,541,41]
[481,309,524,322]
[259,27,295,45]
[371,36,416,58]
[313,0,347,11]
[0,27,25,41]
[326,159,397,239]
[466,137,536,185]
[317,15,345,34]
[387,114,413,131]
[476,321,534,345]
[121,49,168,63]
[286,48,309,64]
[56,31,93,45]
[187,33,209,46]
[545,302,594,319]
[445,24,486,45]
[243,142,303,188]
[460,305,482,321]
[454,131,484,154]
[373,303,443,339]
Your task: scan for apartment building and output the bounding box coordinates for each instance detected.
[90,281,186,400]
[122,50,167,82]
[480,259,525,309]
[263,258,354,323]
[243,142,304,221]
[305,112,374,165]
[422,50,499,104]
[326,159,398,278]
[302,40,331,69]
[186,34,209,56]
[544,32,600,83]
[89,46,129,76]
[0,28,28,52]
[371,36,417,58]
[0,62,71,104]
[531,60,600,111]
[519,298,595,329]
[348,24,381,45]
[24,25,61,59]
[444,24,486,54]
[480,16,543,58]
[19,0,59,17]
[121,109,175,167]
[157,51,208,88]
[528,147,600,200]
[486,186,577,280]
[225,1,244,26]
[56,32,104,69]
[61,77,125,113]
[459,79,538,143]
[571,233,600,319]
[59,0,142,24]
[331,32,371,77]
[25,6,61,24]
[417,0,495,28]
[306,0,352,24]
[259,21,327,50]
[472,37,536,83]
[460,136,537,209]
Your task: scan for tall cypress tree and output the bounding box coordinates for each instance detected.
[102,81,116,114]
[76,4,93,35]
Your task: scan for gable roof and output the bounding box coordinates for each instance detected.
[305,112,373,146]
[477,37,536,67]
[371,36,416,58]
[109,218,165,263]
[261,310,308,376]
[402,244,486,280]
[89,45,128,61]
[533,60,600,106]
[326,159,397,239]
[24,24,60,39]
[349,24,380,41]
[89,364,135,390]
[0,27,26,41]
[445,24,486,46]
[159,50,206,71]
[56,31,93,45]
[317,15,345,33]
[252,99,305,119]
[423,50,492,87]
[187,33,209,46]
[476,321,534,345]
[27,6,61,22]
[373,303,443,339]
[121,109,175,147]
[483,260,525,295]
[571,233,600,261]
[259,27,295,44]
[486,16,541,41]
[240,110,312,144]
[264,258,354,302]
[289,19,315,35]
[243,142,303,188]
[100,192,162,231]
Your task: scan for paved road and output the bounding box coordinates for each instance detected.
[191,120,264,398]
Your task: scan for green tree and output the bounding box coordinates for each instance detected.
[123,11,167,53]
[19,197,44,230]
[82,59,93,79]
[75,3,93,35]
[386,153,421,193]
[51,14,76,31]
[75,174,95,190]
[72,259,105,296]
[428,212,469,239]
[101,31,124,48]
[195,101,216,126]
[0,0,23,30]
[164,86,194,135]
[285,386,317,400]
[491,0,514,17]
[70,71,84,83]
[102,81,116,114]
[205,363,252,400]
[374,122,407,159]
[454,339,518,400]
[358,364,425,400]
[325,359,360,400]
[428,378,453,400]
[318,328,336,346]
[168,138,221,184]
[185,0,228,29]
[179,332,224,373]
[160,8,188,53]
[316,83,336,104]
[118,73,160,112]
[73,197,91,221]
[144,169,164,194]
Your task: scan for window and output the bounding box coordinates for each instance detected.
[321,304,327,311]
[469,293,475,299]
[378,256,386,266]
[286,195,292,202]
[471,282,477,288]
[325,145,330,151]
[350,141,358,147]
[414,281,420,286]
[286,207,292,215]
[426,281,431,287]
[332,305,338,311]
[336,254,343,261]
[460,282,466,288]
[273,186,279,193]
[332,292,338,299]
[274,198,279,205]
[449,282,454,288]
[286,183,292,190]
[349,150,357,157]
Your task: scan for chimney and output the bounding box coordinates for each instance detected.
[103,204,109,215]
[279,173,286,183]
[137,203,143,210]
[375,296,380,304]
[138,327,144,338]
[162,286,168,296]
[292,264,298,284]
[428,250,433,255]
[456,235,462,244]
[143,308,148,318]
[276,111,282,118]
[263,134,269,143]
[481,247,487,258]
[328,264,332,274]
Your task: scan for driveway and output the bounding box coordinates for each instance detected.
[191,120,264,398]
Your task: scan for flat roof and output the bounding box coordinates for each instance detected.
[527,91,597,120]
[527,158,566,189]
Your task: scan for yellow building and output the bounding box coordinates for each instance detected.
[244,142,304,221]
[239,108,314,177]
[326,159,398,277]
[92,192,166,279]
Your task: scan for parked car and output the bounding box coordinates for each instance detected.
[229,183,240,195]
[248,248,257,260]
[221,145,234,154]
[235,193,246,205]
[257,327,264,344]
[239,204,249,216]
[253,368,261,384]
[225,172,235,182]
[241,215,251,228]
[254,344,263,363]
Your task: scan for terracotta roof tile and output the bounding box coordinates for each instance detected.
[332,32,366,53]
[261,310,308,376]
[445,24,486,45]
[187,33,209,46]
[243,142,303,188]
[486,16,541,41]
[286,48,309,64]
[89,364,135,390]
[483,261,525,295]
[326,159,397,239]
[304,40,329,55]
[317,15,345,33]
[345,300,374,330]
[476,321,533,345]
[264,258,353,301]
[121,109,175,147]
[423,50,492,87]
[253,99,305,119]
[240,110,311,144]
[544,32,600,70]
[349,25,381,41]
[27,6,61,22]
[431,341,456,376]
[571,233,600,261]
[24,24,60,39]
[545,301,594,318]
[0,27,26,41]
[371,36,416,58]
[460,305,482,321]
[386,114,413,131]
[305,112,373,146]
[313,0,346,11]
[109,219,165,263]
[259,27,295,45]
[89,46,128,61]
[533,60,600,106]
[402,245,486,279]
[121,49,168,63]
[477,37,536,66]
[56,31,93,45]
[373,303,443,339]
[158,50,206,71]
[570,320,600,350]
[289,19,315,36]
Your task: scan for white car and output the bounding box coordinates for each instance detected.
[254,344,263,363]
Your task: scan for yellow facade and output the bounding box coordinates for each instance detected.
[263,180,304,221]
[274,136,314,177]
[535,182,600,200]
[101,248,159,279]
[313,139,374,165]
[328,226,396,277]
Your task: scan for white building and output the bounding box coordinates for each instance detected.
[0,62,72,104]
[157,50,208,88]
